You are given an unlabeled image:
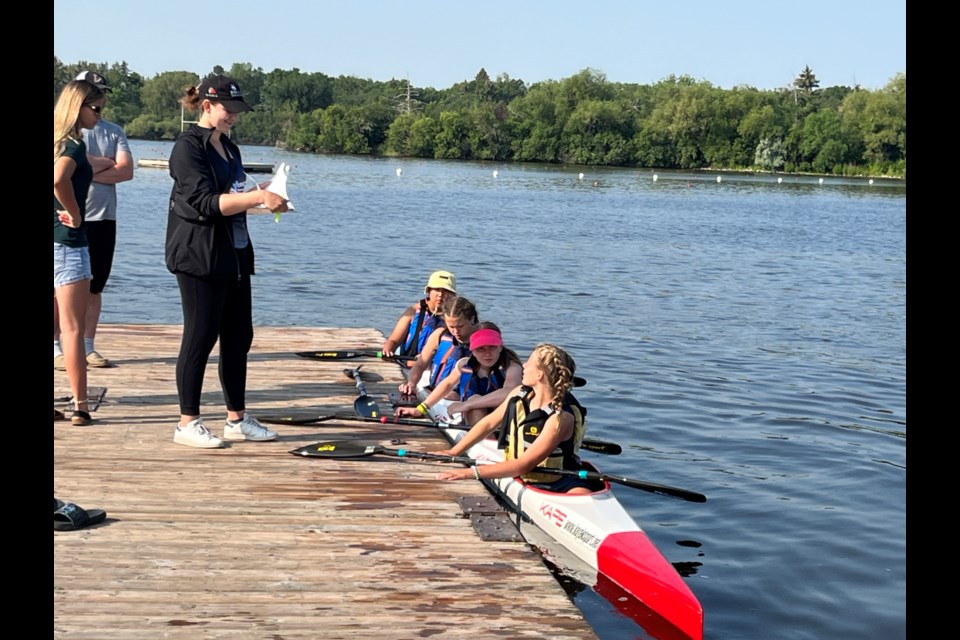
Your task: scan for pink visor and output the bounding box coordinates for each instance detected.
[470,328,503,350]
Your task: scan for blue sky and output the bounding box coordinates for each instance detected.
[54,0,905,91]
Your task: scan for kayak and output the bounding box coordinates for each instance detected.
[431,400,703,640]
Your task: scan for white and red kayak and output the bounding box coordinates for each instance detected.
[438,418,704,640]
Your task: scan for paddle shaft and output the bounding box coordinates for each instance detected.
[334,413,621,455]
[536,468,707,502]
[258,411,620,455]
[292,440,704,502]
[292,440,475,465]
[347,367,369,397]
[296,350,414,362]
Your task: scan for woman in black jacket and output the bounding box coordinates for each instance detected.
[165,74,288,449]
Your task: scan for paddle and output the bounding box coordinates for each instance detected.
[296,350,415,363]
[290,440,706,502]
[257,411,622,455]
[535,468,707,503]
[290,440,475,465]
[345,366,382,418]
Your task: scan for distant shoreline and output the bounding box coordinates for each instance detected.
[126,138,905,183]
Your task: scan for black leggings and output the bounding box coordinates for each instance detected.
[175,272,253,416]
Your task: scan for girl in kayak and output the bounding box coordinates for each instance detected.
[399,295,479,398]
[394,321,522,425]
[434,343,597,494]
[381,270,457,358]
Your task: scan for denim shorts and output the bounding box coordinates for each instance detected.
[53,242,92,288]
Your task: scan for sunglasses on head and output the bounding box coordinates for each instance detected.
[85,104,103,113]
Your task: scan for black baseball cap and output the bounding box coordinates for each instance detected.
[75,70,110,92]
[197,74,252,113]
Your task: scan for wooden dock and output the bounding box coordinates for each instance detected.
[53,324,598,640]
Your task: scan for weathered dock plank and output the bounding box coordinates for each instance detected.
[53,324,598,640]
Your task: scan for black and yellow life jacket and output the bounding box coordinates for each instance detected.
[497,386,587,483]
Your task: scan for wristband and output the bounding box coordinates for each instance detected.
[472,466,480,480]
[417,403,429,416]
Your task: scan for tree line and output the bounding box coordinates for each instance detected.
[54,58,906,178]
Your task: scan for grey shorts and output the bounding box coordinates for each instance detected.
[54,243,92,288]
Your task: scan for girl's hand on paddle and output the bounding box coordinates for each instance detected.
[394,406,420,418]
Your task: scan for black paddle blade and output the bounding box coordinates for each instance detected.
[258,413,334,426]
[296,350,381,360]
[354,396,382,418]
[290,441,381,458]
[579,439,622,455]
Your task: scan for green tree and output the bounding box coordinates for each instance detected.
[798,110,855,173]
[261,68,332,113]
[385,112,417,156]
[407,116,439,157]
[434,111,472,159]
[314,105,370,154]
[560,99,632,165]
[738,103,787,168]
[508,81,562,162]
[843,73,906,170]
[754,137,786,171]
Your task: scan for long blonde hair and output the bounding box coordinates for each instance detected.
[533,343,576,414]
[54,81,103,161]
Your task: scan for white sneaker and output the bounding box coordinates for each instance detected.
[223,414,277,442]
[174,418,225,449]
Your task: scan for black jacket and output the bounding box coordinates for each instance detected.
[165,125,255,280]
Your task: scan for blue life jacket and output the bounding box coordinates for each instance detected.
[400,299,443,357]
[458,363,507,402]
[429,332,468,388]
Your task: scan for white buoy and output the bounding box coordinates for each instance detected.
[869,179,874,185]
[653,174,658,182]
[777,177,783,184]
[819,178,824,185]
[396,167,402,176]
[492,170,498,178]
[578,172,584,180]
[716,176,722,183]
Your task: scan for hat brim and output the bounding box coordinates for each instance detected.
[221,99,252,114]
[425,285,457,294]
[470,338,503,349]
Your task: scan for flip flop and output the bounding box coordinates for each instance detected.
[54,502,107,531]
[54,498,64,511]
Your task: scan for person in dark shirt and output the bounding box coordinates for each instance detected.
[165,74,288,449]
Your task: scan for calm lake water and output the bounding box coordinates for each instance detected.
[111,139,906,639]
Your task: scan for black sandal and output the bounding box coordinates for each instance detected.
[54,409,65,421]
[71,410,92,426]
